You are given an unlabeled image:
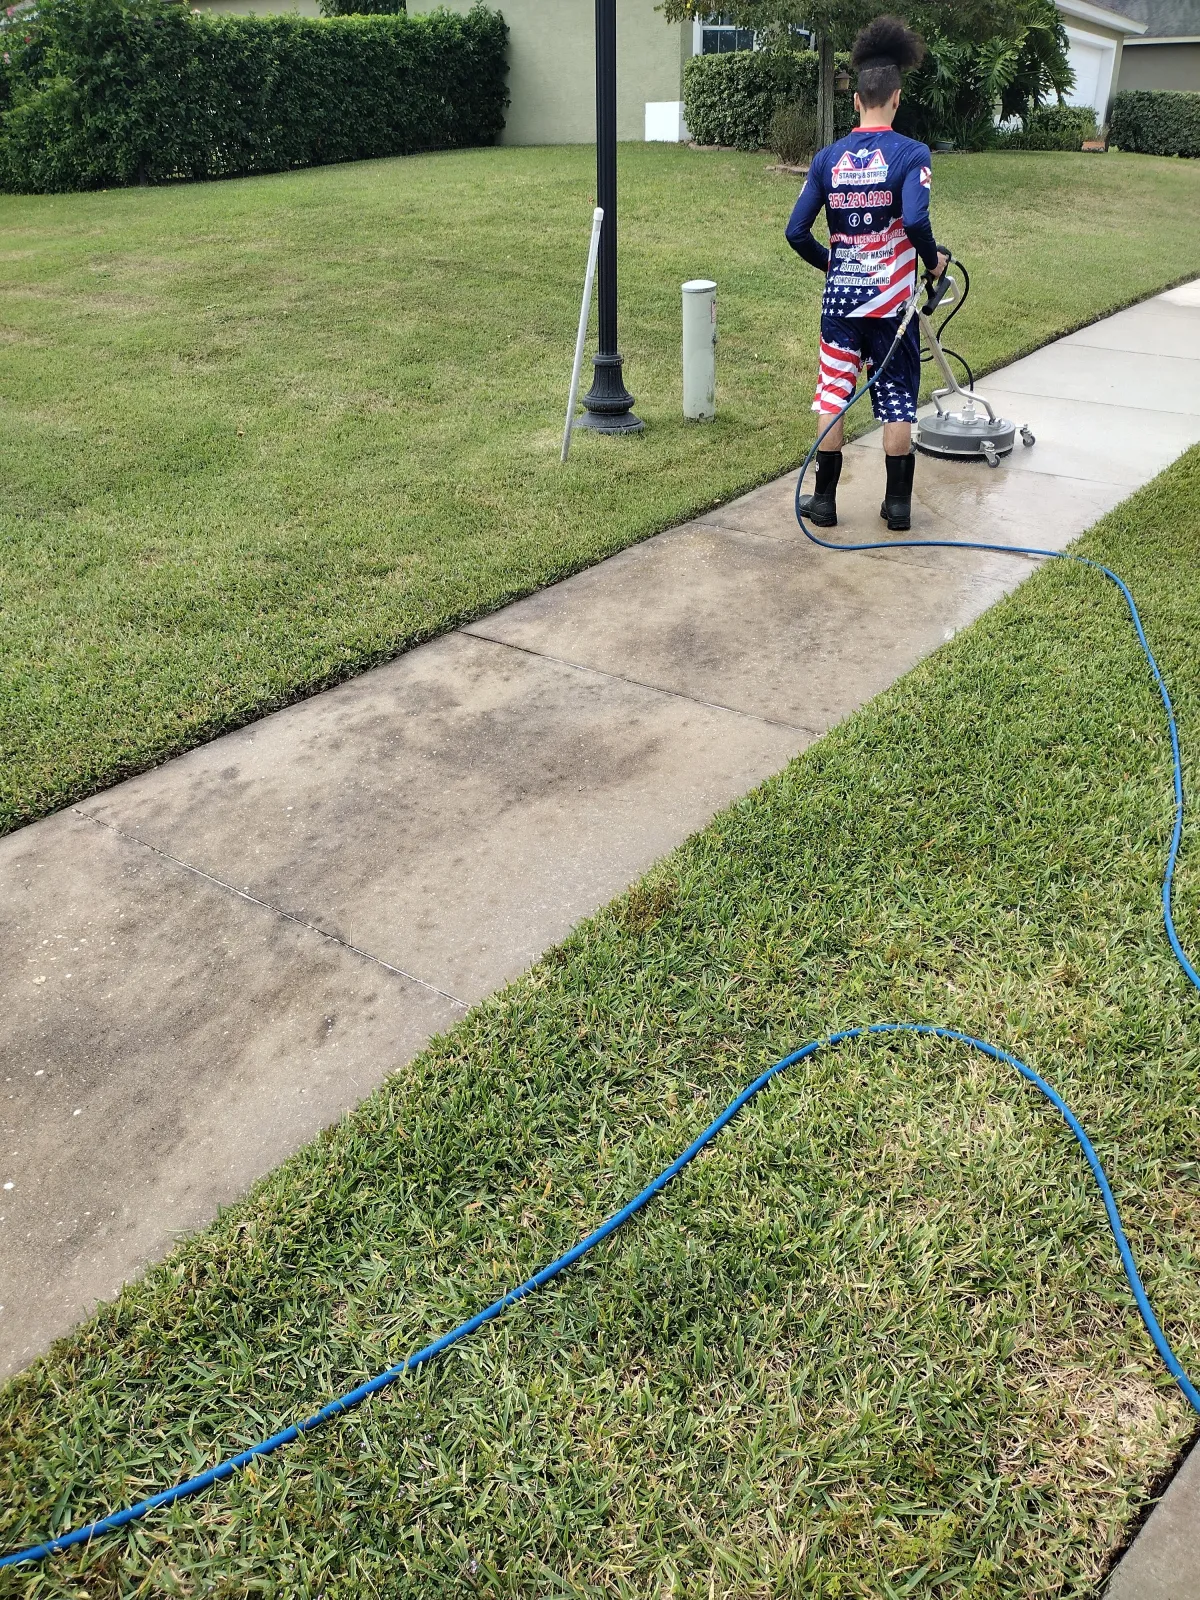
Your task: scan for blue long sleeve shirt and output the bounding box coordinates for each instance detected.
[786,127,940,319]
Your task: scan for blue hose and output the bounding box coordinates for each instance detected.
[3,309,1199,1572]
[792,293,1198,996]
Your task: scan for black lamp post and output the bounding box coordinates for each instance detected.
[579,0,643,434]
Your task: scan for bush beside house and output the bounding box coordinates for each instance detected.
[684,32,1083,157]
[1109,89,1200,157]
[0,0,508,193]
[997,102,1096,150]
[318,0,406,14]
[682,49,854,153]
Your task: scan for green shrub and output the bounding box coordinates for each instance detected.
[1109,88,1200,157]
[319,0,406,14]
[0,0,507,194]
[997,101,1097,151]
[896,1,1074,152]
[683,49,796,151]
[683,48,852,153]
[768,99,817,166]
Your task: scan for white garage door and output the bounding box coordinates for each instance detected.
[1068,39,1104,108]
[1063,28,1116,115]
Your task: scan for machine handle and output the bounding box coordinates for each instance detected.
[922,250,954,314]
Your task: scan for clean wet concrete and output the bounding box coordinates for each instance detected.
[2,282,1199,1395]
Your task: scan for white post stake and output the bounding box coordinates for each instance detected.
[561,206,605,464]
[682,278,717,421]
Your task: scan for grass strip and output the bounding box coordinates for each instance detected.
[2,444,1199,1596]
[2,145,1200,834]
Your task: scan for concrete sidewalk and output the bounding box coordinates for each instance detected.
[3,279,1200,1404]
[1107,1440,1200,1599]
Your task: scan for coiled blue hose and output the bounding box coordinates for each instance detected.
[2,296,1198,1572]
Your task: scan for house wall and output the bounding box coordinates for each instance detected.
[419,0,689,144]
[1117,40,1200,91]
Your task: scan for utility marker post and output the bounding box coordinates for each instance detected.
[579,0,643,434]
[682,279,717,421]
[561,207,605,463]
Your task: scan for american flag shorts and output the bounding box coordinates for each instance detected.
[812,310,920,423]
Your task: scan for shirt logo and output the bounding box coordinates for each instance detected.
[831,147,889,186]
[920,164,931,188]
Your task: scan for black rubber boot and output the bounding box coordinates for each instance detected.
[880,450,915,532]
[799,449,842,527]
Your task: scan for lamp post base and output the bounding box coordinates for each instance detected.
[577,408,645,434]
[580,352,644,433]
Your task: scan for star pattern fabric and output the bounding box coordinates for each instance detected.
[812,317,920,423]
[867,370,917,423]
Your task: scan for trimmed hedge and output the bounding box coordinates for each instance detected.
[997,102,1097,152]
[1109,89,1200,158]
[319,0,406,14]
[683,48,853,153]
[0,0,508,194]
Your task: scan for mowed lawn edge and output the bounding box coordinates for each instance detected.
[2,147,1199,836]
[1,448,1198,1596]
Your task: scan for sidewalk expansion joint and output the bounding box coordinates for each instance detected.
[460,628,818,737]
[962,385,1200,416]
[1065,343,1200,369]
[73,809,469,1010]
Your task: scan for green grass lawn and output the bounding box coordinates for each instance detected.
[2,145,1199,835]
[2,442,1199,1594]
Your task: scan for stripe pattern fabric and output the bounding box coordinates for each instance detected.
[832,220,918,318]
[812,318,920,423]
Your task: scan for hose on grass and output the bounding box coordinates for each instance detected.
[793,263,1198,1000]
[787,265,1200,1381]
[3,275,1199,1572]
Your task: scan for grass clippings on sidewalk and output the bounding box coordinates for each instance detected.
[2,447,1198,1596]
[2,145,1200,834]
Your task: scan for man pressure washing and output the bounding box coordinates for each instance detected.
[786,15,947,533]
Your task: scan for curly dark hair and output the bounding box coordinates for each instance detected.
[850,14,925,108]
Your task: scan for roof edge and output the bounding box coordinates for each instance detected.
[1056,0,1148,34]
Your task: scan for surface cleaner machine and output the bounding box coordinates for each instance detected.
[913,263,1036,468]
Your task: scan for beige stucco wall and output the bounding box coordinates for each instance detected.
[1072,17,1126,43]
[1118,41,1200,93]
[181,0,690,142]
[418,0,689,143]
